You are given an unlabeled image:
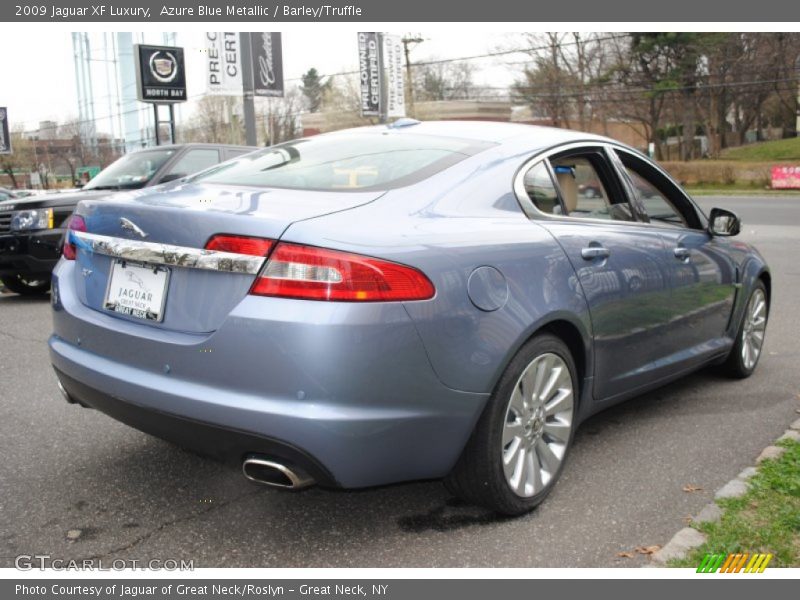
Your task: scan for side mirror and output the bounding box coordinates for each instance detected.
[708,207,741,237]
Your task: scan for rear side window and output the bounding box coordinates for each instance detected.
[192,132,494,191]
[552,158,608,219]
[522,162,562,215]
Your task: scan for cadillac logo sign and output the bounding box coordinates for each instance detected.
[149,51,179,83]
[134,44,187,103]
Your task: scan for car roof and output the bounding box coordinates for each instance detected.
[343,120,612,149]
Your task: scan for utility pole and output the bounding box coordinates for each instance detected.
[240,32,258,146]
[401,35,424,118]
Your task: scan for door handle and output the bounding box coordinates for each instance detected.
[581,246,611,260]
[673,247,691,261]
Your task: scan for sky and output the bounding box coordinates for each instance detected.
[0,28,528,135]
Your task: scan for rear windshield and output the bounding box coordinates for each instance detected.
[191,132,493,191]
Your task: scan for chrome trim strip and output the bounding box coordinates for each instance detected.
[70,231,266,275]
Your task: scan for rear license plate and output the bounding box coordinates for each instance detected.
[104,260,170,322]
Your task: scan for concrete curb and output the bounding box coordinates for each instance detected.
[649,418,800,566]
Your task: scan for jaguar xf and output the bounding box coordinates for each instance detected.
[50,120,770,515]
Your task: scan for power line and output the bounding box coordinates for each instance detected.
[9,33,799,141]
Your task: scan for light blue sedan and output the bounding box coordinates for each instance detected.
[50,121,770,515]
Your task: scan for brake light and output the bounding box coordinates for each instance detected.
[250,243,435,302]
[205,234,274,256]
[62,215,86,260]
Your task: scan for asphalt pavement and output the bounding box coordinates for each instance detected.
[1,195,798,568]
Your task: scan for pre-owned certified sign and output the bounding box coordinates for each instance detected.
[0,107,10,154]
[357,32,382,117]
[134,44,187,103]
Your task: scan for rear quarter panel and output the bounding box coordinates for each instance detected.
[280,147,594,398]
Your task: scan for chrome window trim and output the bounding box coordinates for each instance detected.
[512,140,707,232]
[70,231,267,275]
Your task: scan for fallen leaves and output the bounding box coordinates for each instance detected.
[683,484,704,493]
[616,545,662,559]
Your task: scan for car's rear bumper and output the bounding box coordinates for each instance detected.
[49,260,489,489]
[52,366,339,486]
[0,229,63,277]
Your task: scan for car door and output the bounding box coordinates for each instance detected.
[612,148,737,365]
[519,147,675,401]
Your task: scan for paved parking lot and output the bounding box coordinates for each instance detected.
[1,195,798,568]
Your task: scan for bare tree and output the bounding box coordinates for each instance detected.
[180,96,245,145]
[318,74,377,132]
[259,88,303,146]
[512,33,613,130]
[414,61,476,101]
[52,119,89,184]
[0,127,31,188]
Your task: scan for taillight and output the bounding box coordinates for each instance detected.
[205,234,274,256]
[250,243,435,302]
[62,215,86,260]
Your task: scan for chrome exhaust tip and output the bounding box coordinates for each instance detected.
[56,379,91,408]
[57,379,75,404]
[242,456,314,490]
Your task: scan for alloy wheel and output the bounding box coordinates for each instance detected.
[742,288,767,371]
[501,352,574,498]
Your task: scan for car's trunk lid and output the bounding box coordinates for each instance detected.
[71,182,382,333]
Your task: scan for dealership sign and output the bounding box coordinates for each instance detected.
[134,44,187,103]
[205,32,242,95]
[250,32,284,97]
[771,165,800,189]
[0,107,10,154]
[382,34,406,118]
[358,32,382,117]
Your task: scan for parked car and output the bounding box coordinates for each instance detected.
[578,179,602,198]
[0,187,19,202]
[9,189,47,199]
[50,122,769,515]
[0,143,253,295]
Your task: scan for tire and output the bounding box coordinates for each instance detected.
[445,333,578,515]
[719,281,768,379]
[1,275,50,296]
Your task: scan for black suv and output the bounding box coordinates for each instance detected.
[0,143,253,295]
